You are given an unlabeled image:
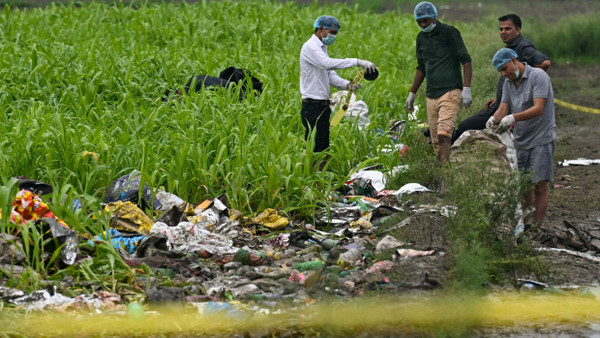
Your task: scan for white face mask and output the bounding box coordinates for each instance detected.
[420,22,436,33]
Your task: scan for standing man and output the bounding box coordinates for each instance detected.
[454,14,550,141]
[300,15,377,155]
[487,48,555,228]
[405,1,472,164]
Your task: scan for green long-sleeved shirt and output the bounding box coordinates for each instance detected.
[416,21,471,99]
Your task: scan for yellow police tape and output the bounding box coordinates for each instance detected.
[2,294,599,335]
[555,98,600,115]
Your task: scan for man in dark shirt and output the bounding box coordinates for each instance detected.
[453,14,550,142]
[405,1,472,164]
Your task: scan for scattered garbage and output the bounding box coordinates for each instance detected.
[0,189,78,265]
[1,158,593,327]
[394,183,431,197]
[396,248,436,258]
[375,235,406,254]
[559,158,600,167]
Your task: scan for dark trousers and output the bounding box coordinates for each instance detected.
[301,100,331,152]
[454,107,497,142]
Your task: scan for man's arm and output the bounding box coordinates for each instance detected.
[301,44,357,71]
[536,59,551,72]
[514,98,546,121]
[462,61,472,87]
[409,69,426,94]
[329,70,350,90]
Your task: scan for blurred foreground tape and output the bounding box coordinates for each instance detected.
[3,294,599,335]
[555,98,600,115]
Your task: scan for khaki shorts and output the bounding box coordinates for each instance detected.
[426,88,461,146]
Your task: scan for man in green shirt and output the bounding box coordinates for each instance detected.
[405,1,472,164]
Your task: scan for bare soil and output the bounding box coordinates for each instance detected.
[540,63,600,286]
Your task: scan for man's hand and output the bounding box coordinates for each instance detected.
[347,82,361,91]
[357,59,378,73]
[405,92,416,113]
[485,116,498,130]
[499,114,515,131]
[461,87,472,108]
[484,99,496,110]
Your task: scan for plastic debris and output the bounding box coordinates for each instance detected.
[315,206,361,227]
[367,260,395,274]
[90,228,146,254]
[349,170,386,192]
[250,208,289,230]
[105,201,154,235]
[150,222,237,256]
[0,190,78,265]
[559,158,600,167]
[104,170,157,208]
[154,190,186,211]
[394,183,431,196]
[396,248,435,258]
[375,235,406,254]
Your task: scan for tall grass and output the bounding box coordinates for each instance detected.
[0,1,416,221]
[0,1,551,293]
[529,13,600,65]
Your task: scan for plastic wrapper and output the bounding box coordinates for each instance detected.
[5,286,121,311]
[213,220,259,249]
[396,248,435,258]
[104,170,159,209]
[343,177,378,197]
[375,235,406,254]
[154,190,186,211]
[0,190,78,265]
[39,218,78,265]
[89,228,146,254]
[315,206,361,227]
[367,260,395,274]
[250,208,289,230]
[150,222,237,256]
[393,183,431,197]
[348,211,373,232]
[559,158,600,167]
[104,201,154,235]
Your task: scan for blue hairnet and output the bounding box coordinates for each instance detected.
[313,15,341,30]
[414,2,437,20]
[492,48,518,69]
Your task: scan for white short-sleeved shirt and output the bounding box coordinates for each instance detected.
[300,34,357,100]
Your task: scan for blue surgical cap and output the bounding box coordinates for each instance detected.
[492,48,518,69]
[313,15,341,30]
[414,2,437,20]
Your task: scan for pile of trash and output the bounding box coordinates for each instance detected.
[0,167,454,311]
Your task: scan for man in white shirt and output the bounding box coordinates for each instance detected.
[300,15,377,154]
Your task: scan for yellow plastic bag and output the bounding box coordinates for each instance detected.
[104,201,154,235]
[251,208,289,230]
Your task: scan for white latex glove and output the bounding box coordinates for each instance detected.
[405,92,416,113]
[357,59,378,73]
[485,116,497,130]
[347,82,362,91]
[499,114,515,130]
[461,87,472,108]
